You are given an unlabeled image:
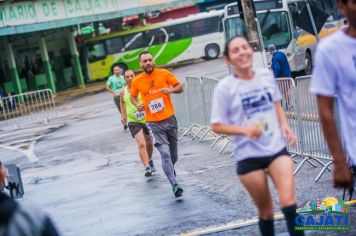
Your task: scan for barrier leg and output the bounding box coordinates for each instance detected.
[314,161,333,182]
[192,126,206,140]
[306,159,318,167]
[210,135,225,149]
[219,139,231,154]
[290,154,298,163]
[179,124,196,141]
[199,128,212,142]
[178,128,186,134]
[294,156,313,175]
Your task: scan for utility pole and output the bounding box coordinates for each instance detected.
[240,0,262,52]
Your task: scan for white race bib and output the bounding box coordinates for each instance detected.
[248,112,275,137]
[149,98,165,114]
[260,112,275,137]
[134,111,145,120]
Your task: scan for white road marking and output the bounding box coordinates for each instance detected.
[180,213,285,236]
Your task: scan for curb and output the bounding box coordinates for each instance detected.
[54,87,106,105]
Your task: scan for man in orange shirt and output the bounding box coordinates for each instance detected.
[131,51,184,197]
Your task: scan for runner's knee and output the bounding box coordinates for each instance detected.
[279,195,296,208]
[255,201,274,219]
[156,144,170,159]
[137,141,146,149]
[258,208,274,220]
[145,137,153,146]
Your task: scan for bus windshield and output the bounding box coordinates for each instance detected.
[224,17,246,40]
[258,11,291,48]
[224,11,291,49]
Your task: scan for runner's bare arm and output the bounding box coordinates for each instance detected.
[105,84,116,97]
[274,102,296,146]
[211,123,262,140]
[130,95,145,112]
[162,83,183,95]
[316,95,353,193]
[0,163,5,187]
[120,90,127,125]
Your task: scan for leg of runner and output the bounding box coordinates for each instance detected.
[115,95,128,130]
[156,144,183,197]
[239,170,274,236]
[268,156,304,236]
[134,129,151,177]
[167,127,178,177]
[114,96,121,113]
[156,144,176,184]
[144,133,155,172]
[168,129,178,166]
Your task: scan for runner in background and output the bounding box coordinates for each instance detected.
[130,51,184,198]
[106,65,127,129]
[120,69,156,177]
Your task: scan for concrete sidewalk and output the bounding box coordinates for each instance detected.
[54,81,106,105]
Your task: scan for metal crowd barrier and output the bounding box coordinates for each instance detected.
[275,76,334,181]
[174,76,232,156]
[276,78,300,158]
[171,84,190,134]
[177,77,206,141]
[294,76,333,181]
[0,89,57,129]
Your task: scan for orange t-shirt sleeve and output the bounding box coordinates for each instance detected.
[130,79,139,97]
[164,70,180,86]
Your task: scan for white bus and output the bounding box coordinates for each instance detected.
[223,0,345,74]
[84,10,224,81]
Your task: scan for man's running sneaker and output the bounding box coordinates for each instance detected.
[124,125,128,130]
[172,183,183,197]
[145,167,152,177]
[149,160,156,172]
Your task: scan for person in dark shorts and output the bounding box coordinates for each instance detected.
[130,51,184,197]
[120,69,155,177]
[106,65,127,129]
[210,36,304,236]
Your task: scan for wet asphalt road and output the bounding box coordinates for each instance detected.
[1,59,355,235]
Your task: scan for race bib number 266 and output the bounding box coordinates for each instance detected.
[149,98,165,114]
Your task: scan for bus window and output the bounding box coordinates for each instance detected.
[255,0,283,11]
[88,43,106,62]
[106,37,124,54]
[258,11,291,48]
[315,0,342,20]
[224,17,247,40]
[146,29,167,46]
[123,33,150,51]
[218,16,224,33]
[315,0,335,14]
[166,24,192,42]
[190,17,220,37]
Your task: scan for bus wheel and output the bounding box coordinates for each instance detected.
[204,44,220,60]
[112,63,127,74]
[304,52,312,75]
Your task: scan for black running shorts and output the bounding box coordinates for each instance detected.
[237,147,290,175]
[128,122,150,138]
